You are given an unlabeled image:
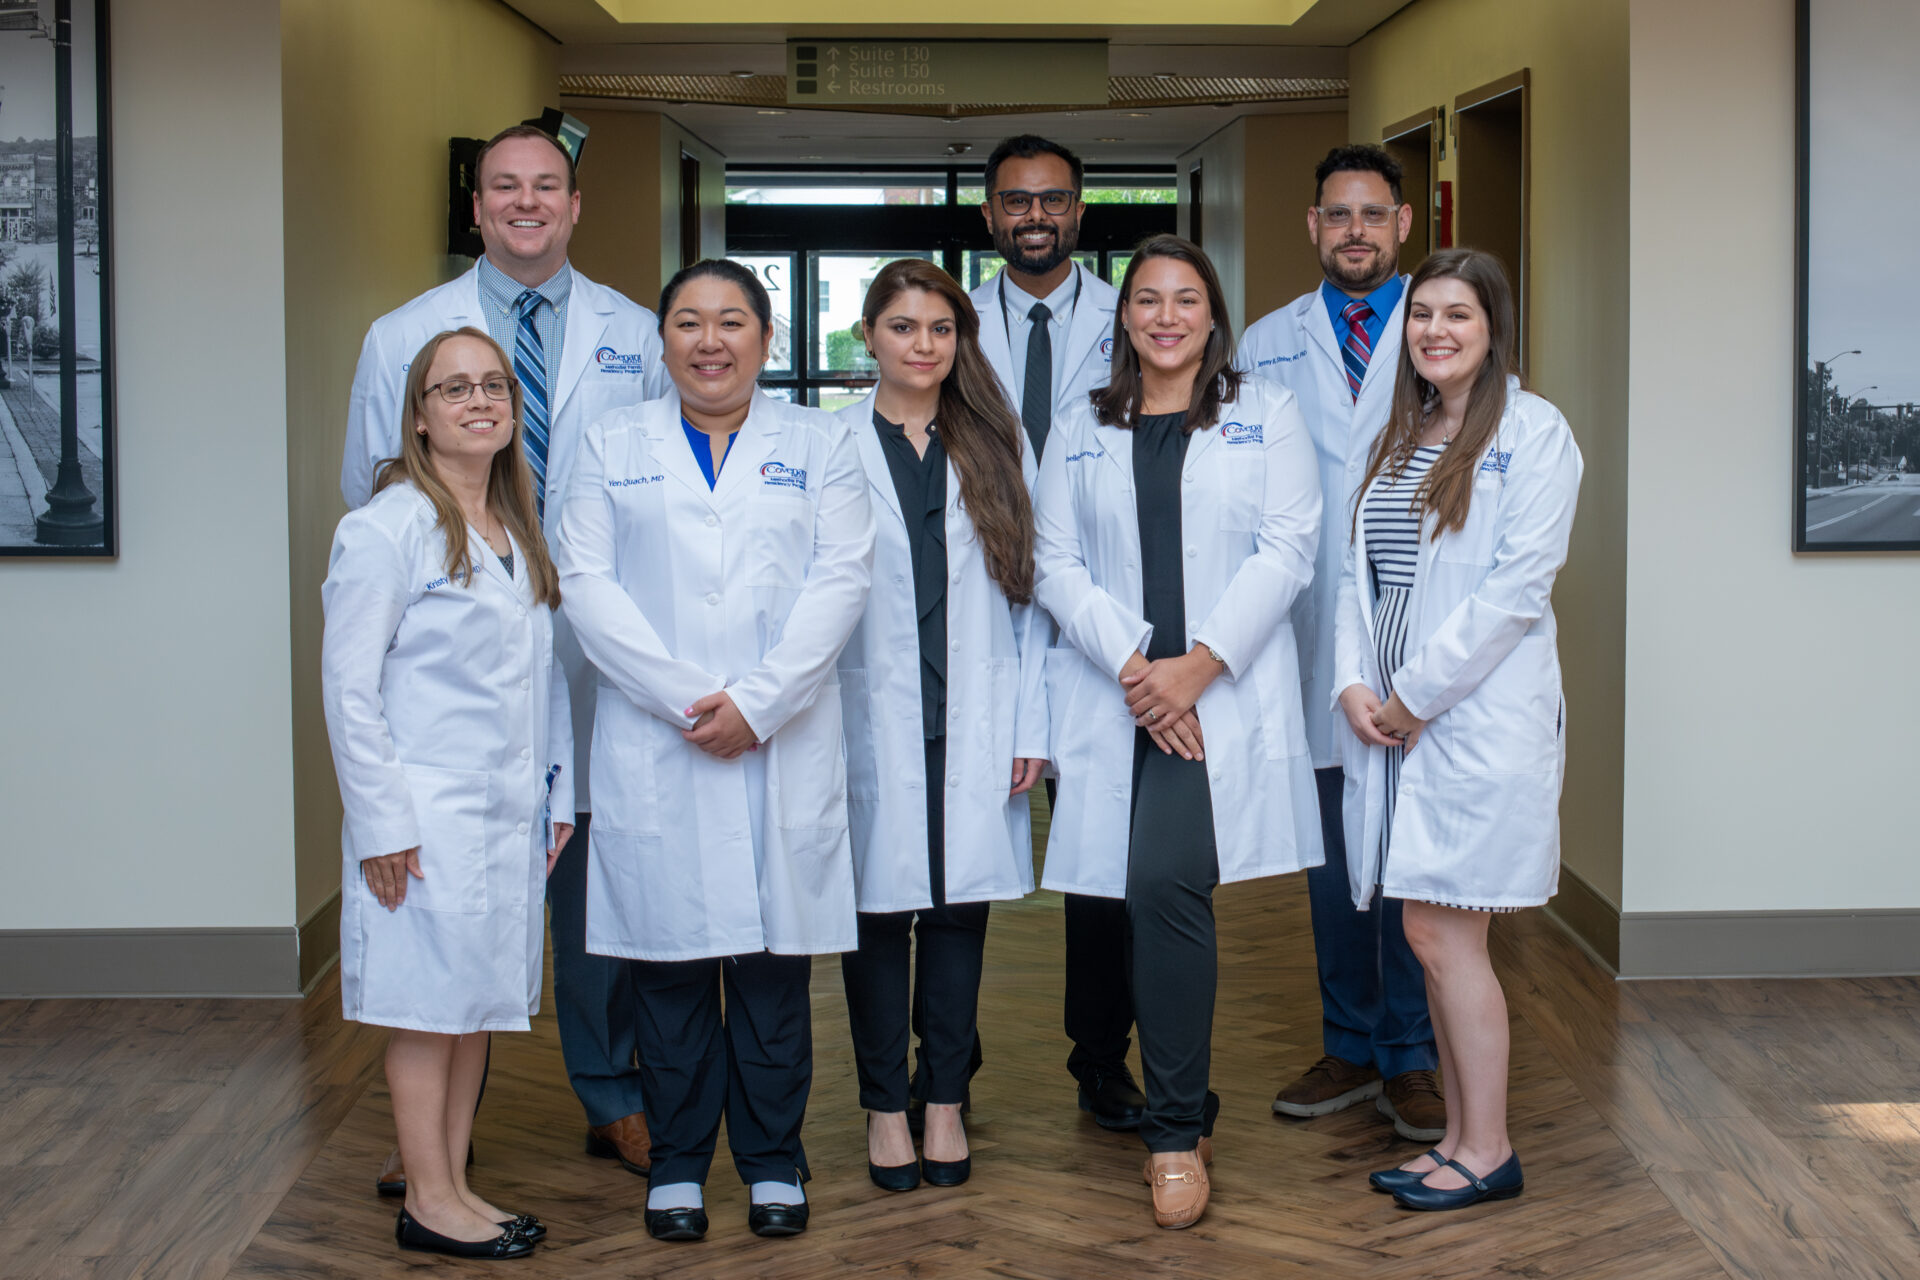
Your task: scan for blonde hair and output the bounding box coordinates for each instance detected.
[373,326,561,608]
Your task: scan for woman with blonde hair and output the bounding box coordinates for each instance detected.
[832,258,1048,1191]
[323,326,572,1258]
[1336,248,1582,1209]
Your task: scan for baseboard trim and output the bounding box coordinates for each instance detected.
[298,890,342,994]
[0,927,301,997]
[1543,863,1621,973]
[1618,908,1920,979]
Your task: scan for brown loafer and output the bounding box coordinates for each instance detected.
[1145,1150,1210,1229]
[1141,1136,1213,1184]
[1272,1055,1382,1117]
[1378,1069,1447,1142]
[586,1111,652,1175]
[375,1147,405,1198]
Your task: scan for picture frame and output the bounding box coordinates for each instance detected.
[1794,0,1919,551]
[0,0,114,557]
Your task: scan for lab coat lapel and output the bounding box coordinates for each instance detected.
[447,268,484,329]
[848,392,906,530]
[1090,417,1134,488]
[1354,276,1409,410]
[710,391,779,509]
[645,394,719,510]
[1061,264,1116,396]
[1303,292,1343,372]
[551,273,611,423]
[470,518,519,595]
[975,280,1016,404]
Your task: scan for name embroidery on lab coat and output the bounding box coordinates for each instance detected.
[1220,421,1263,444]
[593,347,647,375]
[1254,350,1308,367]
[608,474,665,488]
[760,462,808,491]
[1065,449,1105,463]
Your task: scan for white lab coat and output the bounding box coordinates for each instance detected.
[831,394,1048,912]
[1333,382,1583,911]
[342,262,668,811]
[554,390,875,961]
[1033,377,1325,898]
[971,261,1119,427]
[321,481,573,1034]
[1238,278,1410,769]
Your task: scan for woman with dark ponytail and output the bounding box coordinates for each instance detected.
[832,259,1049,1192]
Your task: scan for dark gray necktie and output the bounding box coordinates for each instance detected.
[1022,301,1053,459]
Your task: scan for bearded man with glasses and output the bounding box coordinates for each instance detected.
[1236,143,1445,1147]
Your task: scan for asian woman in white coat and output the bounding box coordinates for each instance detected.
[1334,249,1582,1211]
[831,259,1048,1192]
[1033,235,1323,1229]
[554,260,874,1243]
[322,328,573,1260]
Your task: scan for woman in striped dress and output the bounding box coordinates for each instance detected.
[1333,248,1582,1211]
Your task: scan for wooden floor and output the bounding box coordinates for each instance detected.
[6,873,1920,1278]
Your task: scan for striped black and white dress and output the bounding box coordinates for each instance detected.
[1362,443,1517,914]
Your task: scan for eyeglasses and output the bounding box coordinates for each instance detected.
[426,376,514,404]
[991,188,1078,217]
[1317,204,1399,228]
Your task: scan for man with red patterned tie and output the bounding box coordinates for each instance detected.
[1237,145,1445,1145]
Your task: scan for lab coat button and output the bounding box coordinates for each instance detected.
[948,776,960,787]
[705,514,718,527]
[951,641,961,652]
[706,592,720,605]
[1186,546,1197,558]
[518,607,528,618]
[520,747,531,760]
[517,821,529,835]
[1184,473,1195,483]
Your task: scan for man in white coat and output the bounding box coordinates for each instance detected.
[969,134,1142,1131]
[342,123,669,1184]
[1237,144,1444,1143]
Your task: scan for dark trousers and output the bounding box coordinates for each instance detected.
[546,812,648,1126]
[631,950,813,1187]
[1125,732,1221,1152]
[1305,767,1437,1078]
[843,737,990,1111]
[1057,779,1136,1083]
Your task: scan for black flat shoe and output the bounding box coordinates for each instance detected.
[1369,1149,1445,1193]
[1076,1066,1147,1131]
[921,1154,971,1187]
[643,1205,708,1241]
[748,1200,810,1237]
[1392,1151,1523,1211]
[497,1214,546,1243]
[394,1208,534,1258]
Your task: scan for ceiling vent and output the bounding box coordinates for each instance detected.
[557,73,1346,116]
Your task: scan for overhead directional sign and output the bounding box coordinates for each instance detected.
[786,41,1107,107]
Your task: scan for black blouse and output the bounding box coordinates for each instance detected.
[1132,410,1191,663]
[874,409,949,740]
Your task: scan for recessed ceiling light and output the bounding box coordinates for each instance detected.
[756,109,788,115]
[945,142,973,155]
[731,70,756,78]
[1154,71,1178,80]
[798,154,823,160]
[938,116,965,124]
[1123,112,1152,118]
[1095,137,1122,143]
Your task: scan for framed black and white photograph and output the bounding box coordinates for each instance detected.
[0,0,112,556]
[1795,0,1919,551]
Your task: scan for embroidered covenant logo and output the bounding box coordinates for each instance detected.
[1100,338,1115,359]
[760,462,808,491]
[594,347,647,373]
[1479,449,1513,475]
[1220,421,1262,444]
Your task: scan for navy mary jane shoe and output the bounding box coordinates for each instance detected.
[1368,1148,1445,1193]
[1391,1151,1523,1211]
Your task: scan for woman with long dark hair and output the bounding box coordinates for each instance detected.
[553,260,874,1242]
[1334,248,1581,1210]
[831,259,1048,1192]
[1033,235,1323,1228]
[322,327,571,1259]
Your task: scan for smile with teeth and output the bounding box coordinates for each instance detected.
[509,219,544,228]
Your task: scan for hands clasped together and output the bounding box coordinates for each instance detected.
[1338,684,1427,753]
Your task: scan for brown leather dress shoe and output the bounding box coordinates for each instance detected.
[1141,1136,1213,1184]
[1378,1069,1447,1142]
[1145,1150,1210,1229]
[585,1112,651,1175]
[1271,1055,1382,1117]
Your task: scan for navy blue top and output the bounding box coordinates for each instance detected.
[680,416,737,488]
[1320,274,1404,355]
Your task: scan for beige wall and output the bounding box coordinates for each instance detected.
[1176,111,1346,336]
[0,0,294,930]
[1625,0,1920,913]
[568,109,727,312]
[280,0,558,927]
[1348,0,1632,908]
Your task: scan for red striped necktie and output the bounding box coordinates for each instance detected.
[1341,299,1374,402]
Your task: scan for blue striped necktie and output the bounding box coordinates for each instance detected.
[514,289,551,515]
[1341,298,1374,402]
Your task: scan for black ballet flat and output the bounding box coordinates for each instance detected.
[921,1154,971,1187]
[1369,1149,1445,1193]
[748,1200,810,1237]
[1392,1151,1524,1211]
[394,1208,535,1258]
[643,1205,708,1241]
[497,1213,546,1243]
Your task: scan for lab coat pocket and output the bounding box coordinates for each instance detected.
[746,494,814,588]
[1436,477,1501,566]
[1437,636,1558,775]
[772,688,848,832]
[399,764,489,914]
[589,825,697,957]
[1215,453,1263,532]
[839,669,879,801]
[969,657,1018,780]
[1043,645,1090,767]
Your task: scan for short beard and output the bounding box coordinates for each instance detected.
[1320,239,1396,293]
[996,215,1080,276]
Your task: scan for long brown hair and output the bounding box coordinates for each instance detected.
[861,259,1035,605]
[374,327,561,608]
[1091,234,1243,433]
[1355,248,1518,541]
